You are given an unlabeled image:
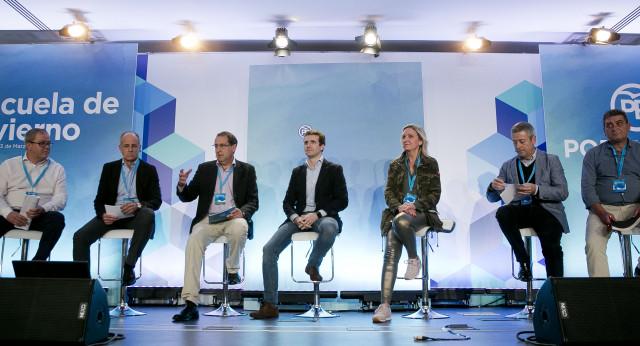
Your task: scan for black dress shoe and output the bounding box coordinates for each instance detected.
[173,301,199,322]
[305,265,323,281]
[518,262,532,282]
[123,266,136,286]
[228,272,241,285]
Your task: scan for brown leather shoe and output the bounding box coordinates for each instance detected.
[305,265,323,281]
[249,302,279,319]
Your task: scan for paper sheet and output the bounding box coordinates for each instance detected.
[16,194,39,230]
[105,205,134,219]
[500,184,526,204]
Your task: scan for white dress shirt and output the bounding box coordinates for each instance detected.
[0,154,67,219]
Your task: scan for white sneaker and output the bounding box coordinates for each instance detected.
[404,257,421,280]
[372,304,391,323]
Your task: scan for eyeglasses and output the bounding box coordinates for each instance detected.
[213,144,231,149]
[29,141,52,148]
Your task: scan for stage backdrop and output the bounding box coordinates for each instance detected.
[247,62,424,292]
[0,44,138,277]
[3,47,576,294]
[540,44,640,277]
[143,52,546,293]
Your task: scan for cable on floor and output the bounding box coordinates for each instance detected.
[515,331,555,346]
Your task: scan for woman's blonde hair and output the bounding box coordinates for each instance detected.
[402,124,428,157]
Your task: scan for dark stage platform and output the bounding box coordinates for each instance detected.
[105,306,537,345]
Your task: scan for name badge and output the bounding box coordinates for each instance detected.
[214,193,227,205]
[25,191,38,196]
[124,198,135,203]
[613,179,627,193]
[521,195,532,206]
[402,193,417,204]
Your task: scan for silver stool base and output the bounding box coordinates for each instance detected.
[296,306,338,318]
[506,305,534,319]
[403,305,448,319]
[204,305,246,317]
[110,303,146,317]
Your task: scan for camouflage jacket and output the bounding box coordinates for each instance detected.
[380,152,442,236]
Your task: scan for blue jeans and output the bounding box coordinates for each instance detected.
[262,217,339,304]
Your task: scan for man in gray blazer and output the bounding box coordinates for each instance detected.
[486,122,569,281]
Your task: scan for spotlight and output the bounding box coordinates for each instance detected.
[172,33,199,50]
[268,28,296,57]
[356,25,381,57]
[463,35,491,51]
[587,27,620,44]
[58,23,89,39]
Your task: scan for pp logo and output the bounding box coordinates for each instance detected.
[298,124,312,138]
[611,83,640,132]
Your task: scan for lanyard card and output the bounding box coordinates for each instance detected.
[613,179,627,193]
[403,193,417,204]
[214,193,227,205]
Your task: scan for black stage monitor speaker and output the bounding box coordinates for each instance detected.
[534,277,640,345]
[0,277,110,345]
[13,260,91,279]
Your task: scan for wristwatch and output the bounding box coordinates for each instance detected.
[316,211,322,219]
[136,202,142,209]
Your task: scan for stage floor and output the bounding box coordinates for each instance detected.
[106,306,538,345]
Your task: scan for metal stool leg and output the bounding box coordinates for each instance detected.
[508,236,534,319]
[205,243,245,317]
[110,238,145,317]
[619,233,634,277]
[295,247,338,318]
[404,234,448,319]
[20,239,29,261]
[1,238,31,277]
[295,281,338,318]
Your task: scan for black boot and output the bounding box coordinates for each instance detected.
[518,262,532,281]
[172,300,199,321]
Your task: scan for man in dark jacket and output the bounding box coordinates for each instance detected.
[251,129,348,319]
[173,131,258,322]
[73,131,161,286]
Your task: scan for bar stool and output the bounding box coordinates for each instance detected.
[97,229,143,317]
[507,227,545,319]
[403,218,455,320]
[291,231,336,318]
[0,229,44,277]
[202,235,246,317]
[611,226,640,277]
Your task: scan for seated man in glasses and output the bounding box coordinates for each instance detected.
[172,131,259,322]
[0,128,67,260]
[73,131,161,286]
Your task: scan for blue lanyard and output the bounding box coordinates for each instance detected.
[121,160,139,198]
[217,165,234,190]
[405,155,421,192]
[22,158,50,191]
[609,143,627,178]
[517,160,535,184]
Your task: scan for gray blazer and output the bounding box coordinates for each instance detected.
[486,150,570,233]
